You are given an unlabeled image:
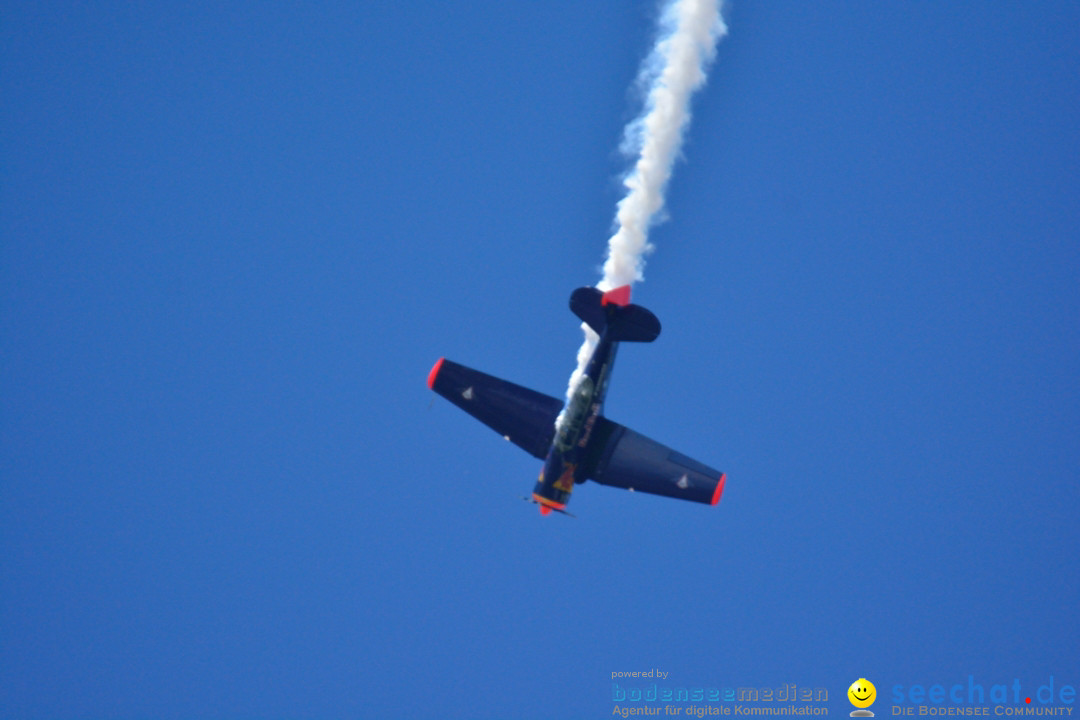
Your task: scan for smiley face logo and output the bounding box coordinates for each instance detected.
[848,679,876,709]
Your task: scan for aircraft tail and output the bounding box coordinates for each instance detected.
[569,285,661,343]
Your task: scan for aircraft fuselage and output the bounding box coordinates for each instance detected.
[531,329,618,513]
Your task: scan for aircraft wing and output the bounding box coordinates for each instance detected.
[427,358,563,460]
[586,417,726,505]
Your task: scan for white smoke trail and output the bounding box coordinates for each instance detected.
[558,0,726,426]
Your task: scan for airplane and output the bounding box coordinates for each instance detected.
[427,284,725,516]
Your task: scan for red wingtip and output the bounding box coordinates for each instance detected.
[427,357,445,390]
[710,473,726,505]
[601,285,632,307]
[539,505,552,516]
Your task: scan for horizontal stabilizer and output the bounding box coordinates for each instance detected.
[569,287,661,343]
[607,306,661,343]
[428,358,563,460]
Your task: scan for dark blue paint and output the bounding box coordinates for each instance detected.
[430,287,724,514]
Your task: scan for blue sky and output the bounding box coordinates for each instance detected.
[2,2,1077,719]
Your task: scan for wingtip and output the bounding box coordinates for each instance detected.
[710,473,726,505]
[427,357,445,390]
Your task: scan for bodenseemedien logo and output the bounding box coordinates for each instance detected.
[849,678,877,717]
